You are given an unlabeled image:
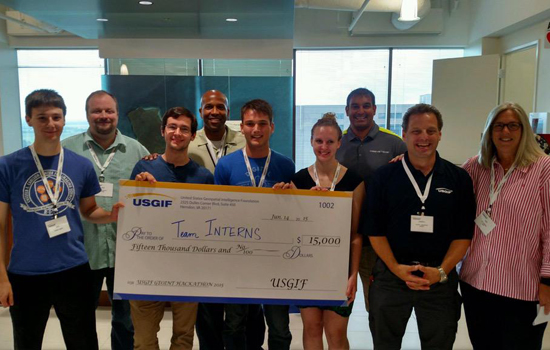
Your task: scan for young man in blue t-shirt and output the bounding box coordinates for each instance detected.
[130,107,213,350]
[0,89,122,350]
[215,99,295,350]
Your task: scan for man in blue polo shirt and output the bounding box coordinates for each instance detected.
[364,103,475,349]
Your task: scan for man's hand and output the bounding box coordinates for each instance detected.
[272,182,291,190]
[135,172,156,184]
[142,153,160,161]
[405,265,441,290]
[391,264,431,290]
[0,280,13,307]
[109,202,125,222]
[346,274,358,305]
[540,283,550,315]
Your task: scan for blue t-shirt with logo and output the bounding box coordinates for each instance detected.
[214,149,295,187]
[0,147,101,275]
[131,157,214,184]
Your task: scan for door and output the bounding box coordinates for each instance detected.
[431,54,500,165]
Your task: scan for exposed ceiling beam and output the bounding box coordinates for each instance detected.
[348,0,371,32]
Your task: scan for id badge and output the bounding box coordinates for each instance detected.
[411,215,434,233]
[475,211,496,236]
[97,182,114,197]
[45,216,71,238]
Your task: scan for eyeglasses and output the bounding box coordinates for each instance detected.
[165,124,191,134]
[493,122,522,132]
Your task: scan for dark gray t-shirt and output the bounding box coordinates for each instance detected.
[336,124,407,183]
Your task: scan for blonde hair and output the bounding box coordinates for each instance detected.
[478,102,545,168]
[311,112,342,140]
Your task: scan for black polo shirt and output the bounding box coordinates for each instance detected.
[363,152,475,264]
[336,124,407,183]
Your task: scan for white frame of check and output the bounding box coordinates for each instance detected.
[114,180,352,306]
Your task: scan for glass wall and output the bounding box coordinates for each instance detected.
[295,48,464,169]
[18,50,104,147]
[103,58,294,157]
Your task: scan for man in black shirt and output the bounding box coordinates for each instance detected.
[363,103,475,350]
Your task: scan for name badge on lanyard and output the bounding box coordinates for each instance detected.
[243,149,271,188]
[46,216,71,238]
[402,158,434,233]
[30,145,72,237]
[206,131,227,167]
[475,160,515,236]
[98,182,114,197]
[87,142,116,197]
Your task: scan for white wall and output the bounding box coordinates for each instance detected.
[498,19,550,113]
[469,0,550,43]
[294,0,471,48]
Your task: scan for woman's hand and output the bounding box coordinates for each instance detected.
[389,154,404,163]
[346,274,358,305]
[0,280,13,307]
[540,283,550,315]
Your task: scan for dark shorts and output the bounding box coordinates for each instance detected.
[298,302,354,318]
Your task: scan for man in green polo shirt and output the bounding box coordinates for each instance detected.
[63,90,149,350]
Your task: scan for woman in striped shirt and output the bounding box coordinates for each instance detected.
[460,102,550,349]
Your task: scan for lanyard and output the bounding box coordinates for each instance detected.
[313,163,341,191]
[402,157,433,212]
[488,159,516,214]
[30,144,64,218]
[205,131,227,167]
[87,142,116,182]
[243,148,271,188]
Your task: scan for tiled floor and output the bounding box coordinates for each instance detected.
[2,283,550,349]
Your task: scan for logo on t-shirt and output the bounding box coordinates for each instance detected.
[20,171,76,216]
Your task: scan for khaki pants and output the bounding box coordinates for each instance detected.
[130,300,198,350]
[358,245,378,312]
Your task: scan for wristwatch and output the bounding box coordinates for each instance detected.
[437,266,448,284]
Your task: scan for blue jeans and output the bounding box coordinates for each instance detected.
[91,267,134,350]
[223,304,291,350]
[9,263,98,350]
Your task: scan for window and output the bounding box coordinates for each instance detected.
[295,50,390,169]
[106,58,199,76]
[390,49,464,135]
[202,59,292,77]
[18,50,104,147]
[295,48,463,169]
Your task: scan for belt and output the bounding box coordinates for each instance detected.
[406,261,441,267]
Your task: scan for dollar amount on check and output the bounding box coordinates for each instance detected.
[114,180,352,306]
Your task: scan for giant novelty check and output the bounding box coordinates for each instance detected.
[114,180,352,306]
